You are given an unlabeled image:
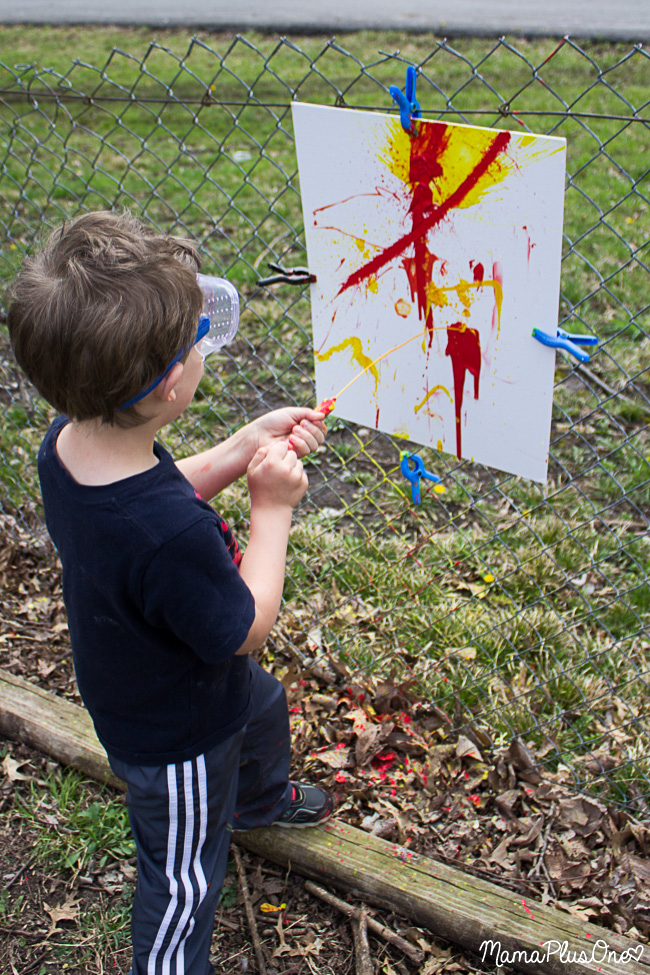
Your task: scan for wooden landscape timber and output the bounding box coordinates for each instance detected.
[1,667,648,975]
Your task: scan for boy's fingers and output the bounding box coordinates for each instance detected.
[248,444,272,473]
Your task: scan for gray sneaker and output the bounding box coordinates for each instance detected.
[275,782,334,828]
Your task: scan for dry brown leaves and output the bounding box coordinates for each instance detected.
[281,654,650,943]
[2,504,649,950]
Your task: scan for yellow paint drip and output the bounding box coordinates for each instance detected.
[316,336,380,393]
[414,384,453,415]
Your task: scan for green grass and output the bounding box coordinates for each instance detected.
[0,26,648,807]
[16,767,134,872]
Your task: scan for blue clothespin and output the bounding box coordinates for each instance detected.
[400,452,441,505]
[390,66,421,135]
[532,326,598,364]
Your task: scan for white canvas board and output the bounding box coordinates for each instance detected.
[292,102,567,483]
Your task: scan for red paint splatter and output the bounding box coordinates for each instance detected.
[375,406,380,428]
[471,261,484,284]
[337,127,512,305]
[445,324,481,458]
[521,898,535,921]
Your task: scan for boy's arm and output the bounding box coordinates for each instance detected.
[175,407,325,501]
[234,440,307,655]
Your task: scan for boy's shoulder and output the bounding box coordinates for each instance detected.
[38,417,220,549]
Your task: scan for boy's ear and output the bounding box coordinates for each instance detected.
[156,362,184,404]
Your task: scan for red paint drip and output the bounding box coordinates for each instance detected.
[338,128,511,297]
[472,261,485,284]
[445,324,481,459]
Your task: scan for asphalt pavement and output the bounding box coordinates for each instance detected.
[0,0,648,43]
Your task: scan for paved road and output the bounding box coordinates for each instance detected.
[0,0,648,43]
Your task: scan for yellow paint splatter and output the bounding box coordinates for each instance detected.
[316,336,380,393]
[436,440,443,451]
[424,277,503,331]
[367,274,379,294]
[425,282,449,309]
[380,119,516,215]
[355,237,365,251]
[414,384,453,415]
[455,279,473,309]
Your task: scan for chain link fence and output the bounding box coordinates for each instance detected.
[0,33,648,810]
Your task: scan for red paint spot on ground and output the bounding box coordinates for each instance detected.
[521,898,535,921]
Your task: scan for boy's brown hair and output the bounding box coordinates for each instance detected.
[7,210,203,426]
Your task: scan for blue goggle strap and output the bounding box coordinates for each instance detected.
[118,316,210,411]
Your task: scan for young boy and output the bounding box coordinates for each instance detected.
[7,210,332,975]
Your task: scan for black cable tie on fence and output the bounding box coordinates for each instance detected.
[257,262,316,287]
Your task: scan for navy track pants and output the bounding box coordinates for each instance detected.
[108,658,292,975]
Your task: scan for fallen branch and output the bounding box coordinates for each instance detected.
[305,881,424,965]
[232,846,267,975]
[351,906,374,975]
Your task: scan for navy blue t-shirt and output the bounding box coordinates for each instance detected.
[38,416,256,765]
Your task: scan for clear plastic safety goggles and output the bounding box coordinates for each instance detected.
[119,274,240,410]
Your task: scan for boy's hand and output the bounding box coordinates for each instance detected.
[247,440,308,510]
[251,408,326,459]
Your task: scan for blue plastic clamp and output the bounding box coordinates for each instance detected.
[400,451,441,505]
[532,326,598,363]
[389,66,422,135]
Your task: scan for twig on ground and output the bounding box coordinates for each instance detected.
[351,906,374,975]
[305,880,424,965]
[232,846,267,975]
[1,854,36,893]
[20,949,51,975]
